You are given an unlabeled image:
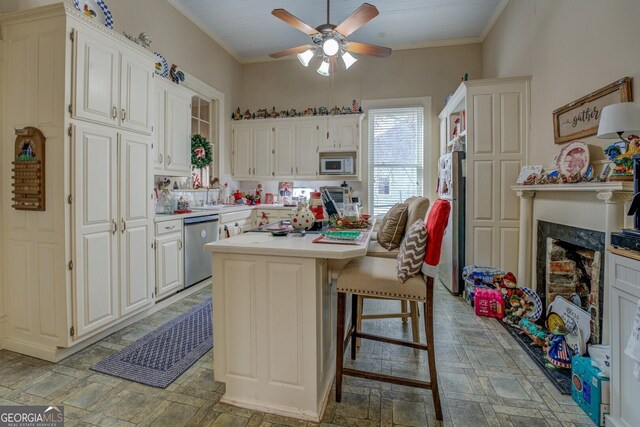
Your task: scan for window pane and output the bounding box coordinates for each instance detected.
[368,106,424,217]
[200,99,210,121]
[191,117,199,136]
[200,121,209,140]
[191,96,199,117]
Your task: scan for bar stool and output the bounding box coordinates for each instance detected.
[335,199,451,421]
[362,197,430,344]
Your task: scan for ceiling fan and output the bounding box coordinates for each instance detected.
[269,0,391,76]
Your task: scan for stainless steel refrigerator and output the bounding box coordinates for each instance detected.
[437,151,465,294]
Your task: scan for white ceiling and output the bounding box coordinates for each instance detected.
[169,0,507,63]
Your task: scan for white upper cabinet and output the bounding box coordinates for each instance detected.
[73,28,120,127]
[253,126,273,177]
[119,52,153,134]
[231,115,362,181]
[274,125,295,177]
[153,85,166,172]
[233,127,253,179]
[73,26,153,135]
[295,123,319,177]
[164,84,192,175]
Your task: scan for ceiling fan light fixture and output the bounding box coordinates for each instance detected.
[322,38,340,56]
[341,51,357,69]
[297,49,314,67]
[317,59,331,76]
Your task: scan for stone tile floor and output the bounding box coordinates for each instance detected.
[0,283,594,426]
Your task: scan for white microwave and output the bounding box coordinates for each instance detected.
[320,156,354,175]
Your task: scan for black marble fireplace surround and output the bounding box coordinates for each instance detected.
[536,220,606,343]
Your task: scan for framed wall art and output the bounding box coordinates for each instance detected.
[552,77,632,144]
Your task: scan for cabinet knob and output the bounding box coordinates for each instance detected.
[112,106,118,120]
[112,219,117,235]
[159,154,163,164]
[121,219,126,234]
[121,108,127,121]
[167,155,172,165]
[178,240,183,250]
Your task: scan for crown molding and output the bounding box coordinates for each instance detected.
[0,2,66,23]
[166,0,241,64]
[480,0,509,41]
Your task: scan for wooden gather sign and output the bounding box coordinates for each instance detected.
[553,77,632,144]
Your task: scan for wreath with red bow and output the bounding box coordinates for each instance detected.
[191,134,212,169]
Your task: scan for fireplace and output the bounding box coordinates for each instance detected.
[536,221,605,344]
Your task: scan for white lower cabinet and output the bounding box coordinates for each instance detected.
[72,124,153,338]
[72,124,120,337]
[607,252,640,427]
[155,233,184,299]
[119,132,154,315]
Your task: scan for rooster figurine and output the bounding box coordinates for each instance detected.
[83,4,97,18]
[169,65,185,84]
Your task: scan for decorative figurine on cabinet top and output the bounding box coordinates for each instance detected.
[169,64,185,84]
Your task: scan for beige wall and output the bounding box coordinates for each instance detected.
[241,44,483,200]
[483,0,640,165]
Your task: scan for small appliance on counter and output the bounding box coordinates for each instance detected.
[320,186,352,209]
[611,154,640,251]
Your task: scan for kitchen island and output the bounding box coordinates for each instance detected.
[204,229,373,421]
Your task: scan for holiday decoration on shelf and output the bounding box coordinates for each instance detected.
[230,103,364,120]
[604,135,640,181]
[169,64,185,84]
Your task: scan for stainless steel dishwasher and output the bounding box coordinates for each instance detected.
[184,214,219,288]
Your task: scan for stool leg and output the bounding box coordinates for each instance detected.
[401,300,408,324]
[356,296,364,349]
[424,278,442,420]
[410,301,420,343]
[336,292,346,402]
[351,294,358,360]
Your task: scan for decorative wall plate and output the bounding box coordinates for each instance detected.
[519,287,543,320]
[555,140,590,176]
[154,52,169,77]
[73,0,114,29]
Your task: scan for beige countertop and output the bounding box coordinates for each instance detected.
[154,204,295,223]
[205,220,375,260]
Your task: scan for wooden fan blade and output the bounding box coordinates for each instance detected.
[272,9,320,36]
[334,3,379,37]
[346,41,391,58]
[329,56,338,74]
[269,45,311,59]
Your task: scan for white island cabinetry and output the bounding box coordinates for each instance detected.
[205,229,373,422]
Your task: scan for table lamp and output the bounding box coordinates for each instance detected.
[597,102,640,142]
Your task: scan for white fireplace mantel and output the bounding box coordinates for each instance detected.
[512,182,634,344]
[512,182,634,285]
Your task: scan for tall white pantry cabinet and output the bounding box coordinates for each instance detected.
[439,77,531,275]
[0,4,156,361]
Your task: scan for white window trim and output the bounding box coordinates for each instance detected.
[181,71,226,181]
[361,97,432,215]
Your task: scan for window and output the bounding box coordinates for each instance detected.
[368,106,424,217]
[191,95,214,184]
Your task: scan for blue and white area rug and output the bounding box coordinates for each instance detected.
[91,298,213,388]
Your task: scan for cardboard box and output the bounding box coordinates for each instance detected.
[571,356,610,426]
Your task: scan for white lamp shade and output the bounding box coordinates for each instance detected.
[297,49,314,67]
[341,51,357,69]
[322,38,339,56]
[317,60,330,76]
[597,102,640,139]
